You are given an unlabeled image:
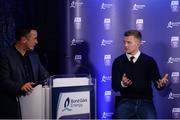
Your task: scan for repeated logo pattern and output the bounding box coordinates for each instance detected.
[69,0,180,119]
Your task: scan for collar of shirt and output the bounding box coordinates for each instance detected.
[126,50,141,63]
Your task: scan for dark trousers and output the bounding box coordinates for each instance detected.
[114,98,157,119]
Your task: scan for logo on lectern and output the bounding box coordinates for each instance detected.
[62,97,72,112]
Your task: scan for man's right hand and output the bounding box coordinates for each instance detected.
[21,82,35,92]
[121,73,133,87]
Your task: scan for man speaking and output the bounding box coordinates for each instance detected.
[112,30,168,119]
[0,25,49,118]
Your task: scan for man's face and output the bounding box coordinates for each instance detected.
[25,30,38,50]
[123,35,140,55]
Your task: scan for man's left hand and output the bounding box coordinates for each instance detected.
[156,74,168,88]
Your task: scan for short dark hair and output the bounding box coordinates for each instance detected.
[15,25,37,41]
[124,29,142,40]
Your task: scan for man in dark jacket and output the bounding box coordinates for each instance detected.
[0,25,49,118]
[112,30,168,119]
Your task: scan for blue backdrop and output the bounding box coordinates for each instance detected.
[67,0,180,119]
[1,0,179,119]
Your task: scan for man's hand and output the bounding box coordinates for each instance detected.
[156,74,168,88]
[121,73,133,87]
[21,82,35,92]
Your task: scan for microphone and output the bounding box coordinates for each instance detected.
[32,81,41,88]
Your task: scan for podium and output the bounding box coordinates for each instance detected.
[20,75,95,119]
[19,85,46,119]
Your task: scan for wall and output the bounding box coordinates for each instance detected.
[68,0,180,119]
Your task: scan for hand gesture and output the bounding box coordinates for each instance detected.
[156,74,168,88]
[21,82,35,92]
[121,73,133,87]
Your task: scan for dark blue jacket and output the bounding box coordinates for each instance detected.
[0,46,49,118]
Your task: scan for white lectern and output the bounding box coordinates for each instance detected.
[19,85,47,119]
[20,75,95,119]
[49,75,95,119]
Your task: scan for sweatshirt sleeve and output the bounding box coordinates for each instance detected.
[112,58,122,92]
[149,58,164,90]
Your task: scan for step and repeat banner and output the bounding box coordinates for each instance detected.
[66,0,180,119]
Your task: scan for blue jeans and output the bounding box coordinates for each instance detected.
[114,99,157,119]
